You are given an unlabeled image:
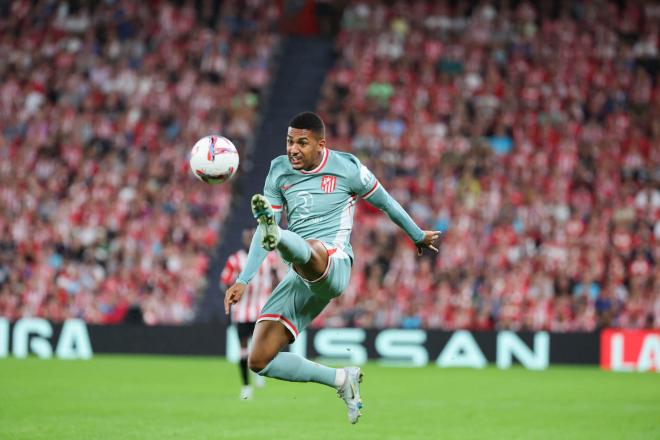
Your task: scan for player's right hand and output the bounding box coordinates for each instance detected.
[416,230,442,256]
[224,283,246,315]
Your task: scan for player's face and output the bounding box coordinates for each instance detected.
[287,127,326,171]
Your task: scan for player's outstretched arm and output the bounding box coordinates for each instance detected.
[224,211,282,315]
[236,210,282,282]
[363,184,441,255]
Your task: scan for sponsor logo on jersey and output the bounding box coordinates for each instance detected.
[321,175,336,193]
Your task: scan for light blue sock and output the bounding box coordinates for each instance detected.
[277,229,312,264]
[258,352,336,388]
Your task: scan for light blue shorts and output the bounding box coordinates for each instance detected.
[257,245,352,340]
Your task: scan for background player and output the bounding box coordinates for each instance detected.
[224,112,440,423]
[220,228,283,400]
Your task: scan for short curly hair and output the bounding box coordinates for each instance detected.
[288,111,325,139]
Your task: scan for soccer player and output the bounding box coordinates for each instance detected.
[224,112,440,424]
[221,228,282,400]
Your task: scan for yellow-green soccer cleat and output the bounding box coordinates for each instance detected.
[336,367,363,424]
[251,194,280,251]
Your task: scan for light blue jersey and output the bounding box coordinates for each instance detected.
[235,147,426,336]
[237,147,424,285]
[263,148,381,261]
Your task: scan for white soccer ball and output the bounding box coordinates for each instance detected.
[189,135,239,185]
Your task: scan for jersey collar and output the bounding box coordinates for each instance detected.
[300,147,329,174]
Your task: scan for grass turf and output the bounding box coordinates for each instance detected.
[0,356,658,440]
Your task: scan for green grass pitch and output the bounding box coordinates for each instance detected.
[1,356,658,440]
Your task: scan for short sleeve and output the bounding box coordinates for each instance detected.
[263,161,284,213]
[348,156,380,200]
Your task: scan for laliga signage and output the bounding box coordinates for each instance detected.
[0,318,93,360]
[600,329,660,372]
[227,328,550,370]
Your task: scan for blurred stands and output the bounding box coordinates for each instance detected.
[314,0,659,331]
[1,0,657,332]
[0,0,280,324]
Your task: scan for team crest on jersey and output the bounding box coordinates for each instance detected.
[321,175,337,193]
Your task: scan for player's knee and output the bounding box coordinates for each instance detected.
[248,352,272,373]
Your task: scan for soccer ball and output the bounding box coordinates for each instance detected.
[189,135,239,185]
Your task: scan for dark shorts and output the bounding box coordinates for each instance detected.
[236,322,256,340]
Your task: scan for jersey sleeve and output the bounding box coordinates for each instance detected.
[347,155,380,200]
[346,154,424,244]
[236,162,283,286]
[264,161,284,213]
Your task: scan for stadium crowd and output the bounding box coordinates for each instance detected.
[0,0,280,324]
[1,0,657,332]
[314,0,659,331]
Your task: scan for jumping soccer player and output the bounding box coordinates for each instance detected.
[224,112,440,424]
[221,229,282,400]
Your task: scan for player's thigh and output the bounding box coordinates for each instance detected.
[251,320,291,351]
[308,248,352,300]
[292,239,328,281]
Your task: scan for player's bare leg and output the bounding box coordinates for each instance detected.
[248,320,344,390]
[247,320,291,373]
[249,320,363,423]
[290,239,328,280]
[248,320,349,384]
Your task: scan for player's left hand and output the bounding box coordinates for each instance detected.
[416,230,441,256]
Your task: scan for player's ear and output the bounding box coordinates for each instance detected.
[317,136,326,148]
